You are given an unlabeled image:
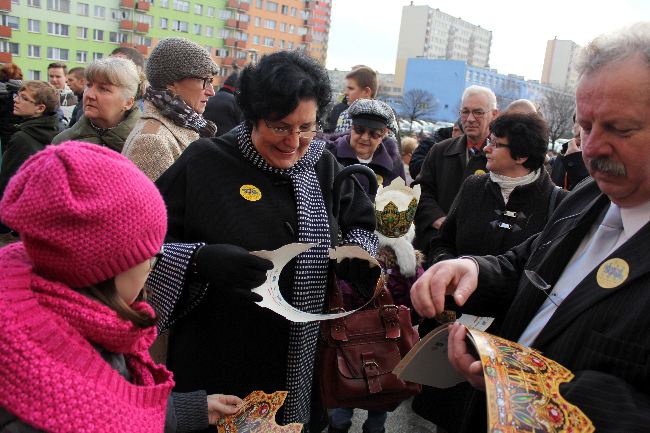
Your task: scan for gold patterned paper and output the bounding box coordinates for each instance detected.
[468,329,595,433]
[215,391,303,433]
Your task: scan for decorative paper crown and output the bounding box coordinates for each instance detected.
[374,177,421,238]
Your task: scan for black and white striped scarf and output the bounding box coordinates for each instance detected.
[236,123,330,426]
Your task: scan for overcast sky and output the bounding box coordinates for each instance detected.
[326,0,648,81]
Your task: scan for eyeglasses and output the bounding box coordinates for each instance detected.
[149,246,165,273]
[352,124,386,140]
[193,76,214,90]
[13,93,37,104]
[459,109,488,119]
[263,120,320,139]
[486,135,509,149]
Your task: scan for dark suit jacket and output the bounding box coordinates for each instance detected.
[461,178,650,432]
[413,135,487,252]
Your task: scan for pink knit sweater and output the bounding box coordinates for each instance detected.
[0,243,174,433]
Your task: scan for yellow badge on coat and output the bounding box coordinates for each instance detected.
[376,174,384,186]
[596,258,629,289]
[474,169,486,175]
[240,184,262,202]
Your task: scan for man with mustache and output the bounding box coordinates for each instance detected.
[411,22,650,432]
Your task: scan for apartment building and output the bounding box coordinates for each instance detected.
[394,3,492,90]
[0,0,330,85]
[541,37,580,91]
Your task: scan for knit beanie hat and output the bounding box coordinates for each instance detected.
[146,37,218,89]
[0,141,167,288]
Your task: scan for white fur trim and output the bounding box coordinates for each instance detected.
[376,225,418,277]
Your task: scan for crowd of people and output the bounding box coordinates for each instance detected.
[0,21,648,433]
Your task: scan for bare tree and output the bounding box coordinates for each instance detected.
[540,89,575,144]
[399,89,439,132]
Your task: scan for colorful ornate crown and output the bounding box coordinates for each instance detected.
[374,177,421,238]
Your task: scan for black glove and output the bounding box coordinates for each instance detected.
[334,258,381,298]
[194,244,273,302]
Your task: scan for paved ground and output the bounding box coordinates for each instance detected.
[320,397,437,433]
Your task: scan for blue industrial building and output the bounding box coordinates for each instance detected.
[402,58,551,122]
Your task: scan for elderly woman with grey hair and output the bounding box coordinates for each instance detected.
[52,57,140,152]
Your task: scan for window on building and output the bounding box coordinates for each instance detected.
[287,41,293,49]
[235,31,247,41]
[76,50,87,62]
[27,19,40,32]
[254,16,260,26]
[135,35,152,46]
[11,0,18,4]
[47,0,70,12]
[29,70,41,80]
[94,5,105,18]
[279,22,286,32]
[27,0,41,6]
[206,26,213,37]
[263,37,274,47]
[47,47,69,60]
[193,23,201,35]
[194,3,202,14]
[279,39,284,49]
[219,9,231,19]
[160,17,168,29]
[281,5,288,14]
[93,29,103,41]
[238,13,249,22]
[109,32,119,43]
[207,6,215,17]
[47,22,69,36]
[171,20,188,32]
[2,16,19,30]
[136,13,153,25]
[119,32,130,43]
[252,35,259,44]
[219,28,230,38]
[255,0,262,8]
[93,52,103,61]
[0,42,19,55]
[28,45,41,57]
[236,51,247,59]
[77,26,88,39]
[288,24,295,33]
[172,0,189,12]
[265,1,277,12]
[215,48,228,57]
[76,3,88,15]
[263,19,276,29]
[290,6,296,16]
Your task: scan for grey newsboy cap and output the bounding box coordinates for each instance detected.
[348,99,394,131]
[146,37,218,89]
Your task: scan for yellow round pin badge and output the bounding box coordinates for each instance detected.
[596,258,629,289]
[474,169,486,175]
[376,174,384,185]
[240,184,262,202]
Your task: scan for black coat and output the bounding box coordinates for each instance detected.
[155,131,375,408]
[429,170,567,265]
[550,151,590,191]
[0,113,61,199]
[202,88,242,137]
[460,178,650,433]
[413,135,487,252]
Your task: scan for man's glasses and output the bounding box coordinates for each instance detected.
[264,120,320,139]
[459,109,488,119]
[149,246,165,272]
[13,93,37,104]
[352,124,386,140]
[194,76,214,89]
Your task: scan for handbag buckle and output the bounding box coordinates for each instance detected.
[380,305,401,339]
[361,353,382,394]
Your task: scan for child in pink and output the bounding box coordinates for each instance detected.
[0,141,241,433]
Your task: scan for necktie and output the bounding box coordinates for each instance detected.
[518,203,624,345]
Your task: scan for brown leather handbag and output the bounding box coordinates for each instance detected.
[317,274,421,411]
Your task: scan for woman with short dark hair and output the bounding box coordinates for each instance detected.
[152,50,378,432]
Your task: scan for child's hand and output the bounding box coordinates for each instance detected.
[207,394,243,425]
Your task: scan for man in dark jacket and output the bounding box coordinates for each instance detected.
[66,67,86,128]
[550,114,590,190]
[203,71,243,137]
[413,86,497,253]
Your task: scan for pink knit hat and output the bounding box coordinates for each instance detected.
[0,141,167,288]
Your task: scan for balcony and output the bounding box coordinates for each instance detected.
[235,40,247,49]
[0,25,11,39]
[135,22,149,33]
[235,58,247,68]
[120,42,148,55]
[0,0,11,12]
[302,34,312,43]
[225,18,237,28]
[226,0,238,8]
[224,38,236,47]
[239,2,249,11]
[119,20,134,31]
[120,0,135,8]
[0,52,11,63]
[136,1,150,11]
[221,57,234,66]
[236,21,248,30]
